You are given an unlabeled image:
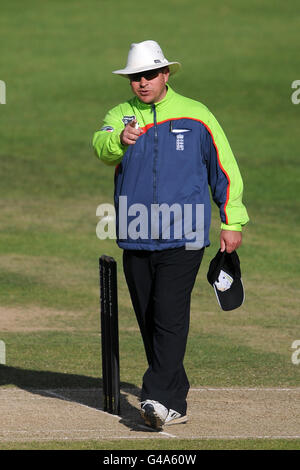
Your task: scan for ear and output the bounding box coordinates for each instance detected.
[163,66,170,83]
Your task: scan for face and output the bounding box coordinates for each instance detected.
[129,67,170,104]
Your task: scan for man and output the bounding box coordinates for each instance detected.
[93,40,249,429]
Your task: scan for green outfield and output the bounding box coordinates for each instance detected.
[0,0,299,451]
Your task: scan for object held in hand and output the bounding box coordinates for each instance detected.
[207,250,244,311]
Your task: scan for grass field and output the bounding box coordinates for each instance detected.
[1,438,300,451]
[0,0,300,451]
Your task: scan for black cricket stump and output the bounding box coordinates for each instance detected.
[99,255,120,415]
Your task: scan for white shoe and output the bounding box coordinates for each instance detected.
[140,400,168,430]
[165,409,188,426]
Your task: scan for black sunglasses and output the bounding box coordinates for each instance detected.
[129,68,165,82]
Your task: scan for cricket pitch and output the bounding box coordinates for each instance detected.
[0,387,299,442]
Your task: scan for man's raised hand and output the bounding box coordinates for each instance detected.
[120,119,142,145]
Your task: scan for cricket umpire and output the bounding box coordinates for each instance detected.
[93,40,249,429]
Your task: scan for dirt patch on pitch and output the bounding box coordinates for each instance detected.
[0,306,79,332]
[0,387,299,443]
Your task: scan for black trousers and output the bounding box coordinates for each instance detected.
[123,246,204,415]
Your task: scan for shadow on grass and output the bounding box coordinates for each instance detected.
[0,365,148,432]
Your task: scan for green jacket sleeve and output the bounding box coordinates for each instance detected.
[207,112,249,231]
[92,106,127,166]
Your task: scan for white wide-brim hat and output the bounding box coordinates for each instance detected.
[112,40,181,77]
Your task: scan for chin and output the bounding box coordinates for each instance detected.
[138,94,154,104]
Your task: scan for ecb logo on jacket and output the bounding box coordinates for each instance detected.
[170,128,191,151]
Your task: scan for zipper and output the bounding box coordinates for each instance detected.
[152,104,158,204]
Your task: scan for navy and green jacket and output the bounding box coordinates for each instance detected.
[93,84,249,250]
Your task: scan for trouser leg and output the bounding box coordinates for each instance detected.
[123,249,155,366]
[123,247,204,415]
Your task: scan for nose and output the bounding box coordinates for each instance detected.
[139,76,147,87]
